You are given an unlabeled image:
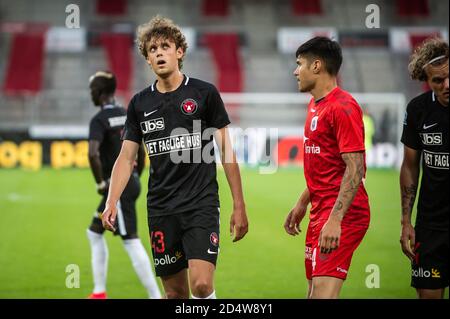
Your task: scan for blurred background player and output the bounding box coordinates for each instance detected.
[87,71,161,299]
[400,38,449,299]
[101,16,248,299]
[284,37,370,299]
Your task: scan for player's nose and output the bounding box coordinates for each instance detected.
[155,46,164,56]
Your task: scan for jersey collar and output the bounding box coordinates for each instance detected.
[150,74,190,92]
[314,86,340,105]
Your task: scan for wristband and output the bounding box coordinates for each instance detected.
[96,180,107,191]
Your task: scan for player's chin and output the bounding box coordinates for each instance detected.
[299,86,308,93]
[298,83,309,92]
[155,67,172,77]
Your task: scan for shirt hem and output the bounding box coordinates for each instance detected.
[339,147,365,154]
[147,203,220,217]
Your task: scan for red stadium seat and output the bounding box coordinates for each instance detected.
[202,0,229,17]
[100,33,133,99]
[410,34,439,49]
[396,0,429,17]
[96,0,127,16]
[291,0,323,15]
[204,33,243,93]
[3,31,46,95]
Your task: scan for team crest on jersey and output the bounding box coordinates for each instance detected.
[180,98,198,115]
[210,232,219,247]
[310,116,319,131]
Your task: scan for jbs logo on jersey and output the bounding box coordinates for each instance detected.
[420,133,442,145]
[140,117,165,134]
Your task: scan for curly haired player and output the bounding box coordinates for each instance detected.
[101,16,248,299]
[400,38,449,299]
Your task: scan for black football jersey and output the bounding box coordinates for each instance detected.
[401,91,449,231]
[122,75,230,217]
[89,105,127,179]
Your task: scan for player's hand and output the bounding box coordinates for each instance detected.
[230,205,248,242]
[400,223,415,261]
[101,202,117,232]
[284,205,307,236]
[319,216,341,254]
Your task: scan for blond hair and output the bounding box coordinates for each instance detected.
[408,37,449,81]
[136,16,188,69]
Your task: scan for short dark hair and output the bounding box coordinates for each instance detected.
[295,37,343,76]
[89,71,116,95]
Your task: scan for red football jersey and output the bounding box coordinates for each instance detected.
[303,87,370,227]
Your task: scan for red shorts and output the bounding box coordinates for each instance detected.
[305,221,368,280]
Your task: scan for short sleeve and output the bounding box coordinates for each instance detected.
[122,96,143,144]
[89,117,105,142]
[401,101,420,150]
[332,100,365,153]
[205,85,231,129]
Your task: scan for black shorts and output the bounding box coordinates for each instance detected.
[411,226,449,289]
[148,207,220,277]
[90,172,141,238]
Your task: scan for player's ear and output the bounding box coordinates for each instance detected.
[176,46,184,60]
[146,55,152,68]
[312,59,321,74]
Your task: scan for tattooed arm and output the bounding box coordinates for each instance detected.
[330,152,365,221]
[319,152,365,254]
[399,146,420,261]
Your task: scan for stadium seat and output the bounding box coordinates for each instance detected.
[100,33,133,99]
[202,0,229,17]
[96,0,127,16]
[3,29,46,95]
[204,33,242,93]
[396,0,429,17]
[291,0,323,15]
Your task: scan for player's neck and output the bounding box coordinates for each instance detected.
[437,97,448,107]
[311,76,338,101]
[156,71,184,93]
[100,96,115,108]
